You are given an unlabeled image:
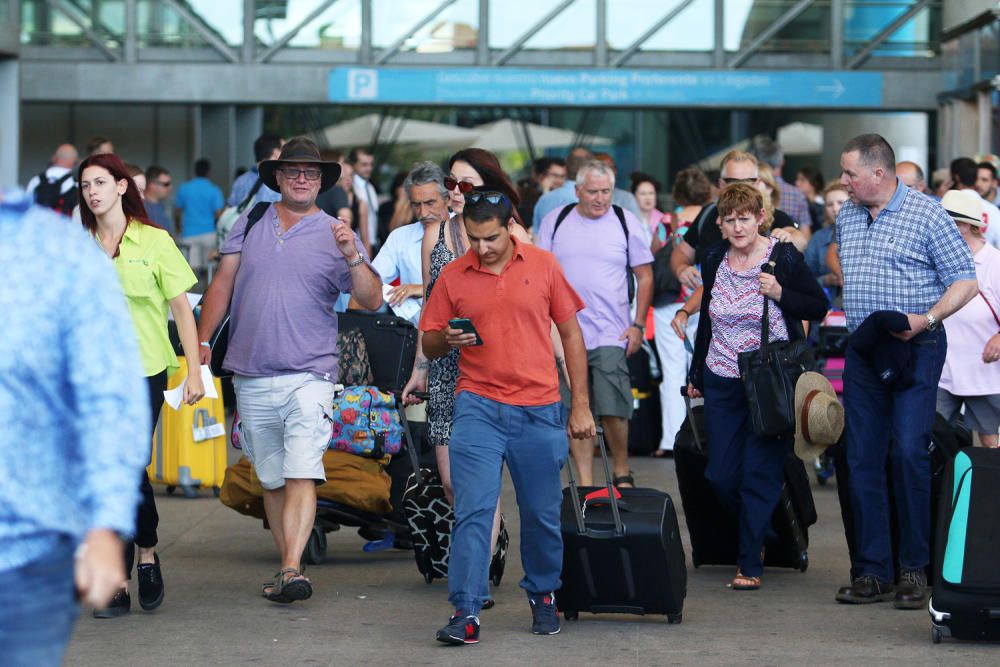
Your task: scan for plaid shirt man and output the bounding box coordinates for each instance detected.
[836,178,975,333]
[778,174,811,227]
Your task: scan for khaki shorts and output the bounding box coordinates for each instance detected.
[234,373,336,490]
[559,346,633,420]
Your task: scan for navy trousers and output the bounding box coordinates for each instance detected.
[703,368,792,578]
[843,329,946,583]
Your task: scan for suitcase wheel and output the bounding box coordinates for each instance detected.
[667,613,682,625]
[166,485,176,496]
[302,527,327,565]
[491,573,502,587]
[213,487,220,498]
[799,552,809,573]
[931,626,942,644]
[563,611,579,621]
[424,571,433,585]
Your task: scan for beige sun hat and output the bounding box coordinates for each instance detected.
[794,372,845,462]
[940,189,985,228]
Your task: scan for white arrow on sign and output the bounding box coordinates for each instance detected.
[816,78,846,99]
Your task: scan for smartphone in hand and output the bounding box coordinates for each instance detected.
[449,318,483,346]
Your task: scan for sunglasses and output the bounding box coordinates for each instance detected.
[721,177,759,185]
[464,190,507,206]
[444,177,475,194]
[278,167,322,181]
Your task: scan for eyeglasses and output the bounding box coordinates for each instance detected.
[277,167,322,181]
[464,190,507,206]
[721,177,759,185]
[720,215,758,227]
[154,180,172,187]
[444,177,475,194]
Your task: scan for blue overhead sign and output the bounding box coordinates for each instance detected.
[329,67,883,108]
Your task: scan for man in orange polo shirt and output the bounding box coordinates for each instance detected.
[421,188,596,645]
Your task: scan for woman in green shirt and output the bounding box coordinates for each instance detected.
[78,152,204,618]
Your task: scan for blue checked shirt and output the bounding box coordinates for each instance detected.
[227,166,281,208]
[0,192,150,572]
[836,178,976,333]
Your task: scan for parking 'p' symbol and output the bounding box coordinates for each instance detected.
[348,69,378,100]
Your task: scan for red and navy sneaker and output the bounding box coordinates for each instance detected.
[435,613,480,645]
[528,592,561,635]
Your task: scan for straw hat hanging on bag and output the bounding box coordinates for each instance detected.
[794,372,845,462]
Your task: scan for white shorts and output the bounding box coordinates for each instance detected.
[234,373,336,490]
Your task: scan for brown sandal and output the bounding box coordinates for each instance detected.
[731,570,761,591]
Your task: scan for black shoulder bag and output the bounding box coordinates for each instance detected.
[736,244,812,438]
[208,201,271,377]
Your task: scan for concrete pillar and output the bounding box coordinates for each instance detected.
[234,105,263,171]
[0,58,19,188]
[198,104,237,196]
[978,89,993,155]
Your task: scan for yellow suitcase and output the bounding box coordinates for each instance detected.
[148,358,227,498]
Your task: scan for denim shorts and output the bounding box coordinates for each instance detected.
[234,373,336,490]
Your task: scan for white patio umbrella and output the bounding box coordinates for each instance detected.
[777,122,823,155]
[312,113,479,148]
[467,119,612,152]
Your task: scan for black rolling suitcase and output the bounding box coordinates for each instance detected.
[337,311,417,392]
[558,429,686,623]
[673,405,814,571]
[929,447,1000,643]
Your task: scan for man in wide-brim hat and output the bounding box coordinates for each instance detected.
[794,372,845,462]
[197,135,382,606]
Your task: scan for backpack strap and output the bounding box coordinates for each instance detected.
[237,177,265,213]
[243,201,271,239]
[551,204,576,239]
[55,172,74,186]
[612,205,636,304]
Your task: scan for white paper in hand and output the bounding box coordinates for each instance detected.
[163,364,218,410]
[382,283,421,324]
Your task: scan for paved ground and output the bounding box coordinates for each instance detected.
[65,453,993,666]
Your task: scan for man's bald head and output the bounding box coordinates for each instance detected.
[52,144,78,169]
[896,160,926,193]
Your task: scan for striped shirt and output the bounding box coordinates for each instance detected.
[706,237,789,378]
[836,178,976,333]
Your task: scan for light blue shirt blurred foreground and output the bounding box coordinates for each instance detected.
[0,192,150,572]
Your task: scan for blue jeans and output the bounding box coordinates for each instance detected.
[703,368,792,578]
[447,391,568,615]
[844,328,946,583]
[0,538,79,667]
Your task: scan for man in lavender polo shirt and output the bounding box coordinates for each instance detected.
[536,159,654,487]
[198,137,382,604]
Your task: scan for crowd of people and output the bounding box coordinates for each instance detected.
[5,123,1000,661]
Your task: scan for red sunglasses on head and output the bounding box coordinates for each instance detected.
[444,177,475,194]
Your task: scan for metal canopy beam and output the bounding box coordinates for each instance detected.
[494,0,577,66]
[611,0,697,67]
[45,0,120,62]
[375,0,458,65]
[728,0,815,69]
[257,0,339,63]
[846,0,931,70]
[161,0,239,63]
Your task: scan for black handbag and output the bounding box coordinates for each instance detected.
[652,244,682,299]
[736,248,812,438]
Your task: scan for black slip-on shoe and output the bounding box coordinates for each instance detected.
[93,589,131,619]
[137,553,164,611]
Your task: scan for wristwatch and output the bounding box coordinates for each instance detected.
[926,312,940,332]
[631,321,646,333]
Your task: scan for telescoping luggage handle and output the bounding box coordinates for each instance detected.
[395,391,423,487]
[565,427,625,538]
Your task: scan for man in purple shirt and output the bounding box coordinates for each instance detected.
[198,137,381,604]
[537,160,654,487]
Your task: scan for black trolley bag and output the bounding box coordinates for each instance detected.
[929,447,1000,644]
[558,428,687,623]
[673,404,815,571]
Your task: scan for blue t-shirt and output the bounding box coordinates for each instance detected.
[175,177,224,238]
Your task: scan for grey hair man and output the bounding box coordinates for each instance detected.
[367,161,449,325]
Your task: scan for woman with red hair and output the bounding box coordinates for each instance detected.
[78,152,204,618]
